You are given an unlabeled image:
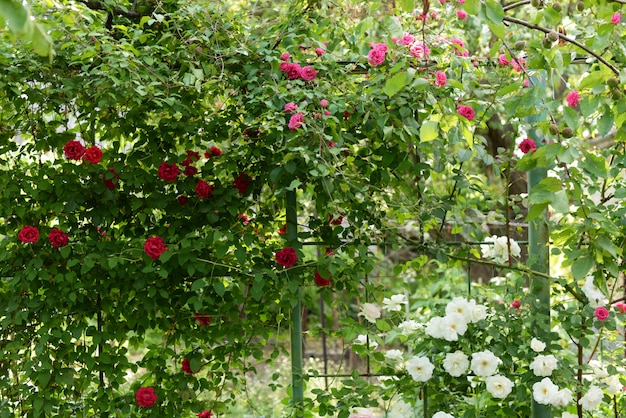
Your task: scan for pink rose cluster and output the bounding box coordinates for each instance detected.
[367,42,388,66]
[279,61,317,81]
[519,138,537,154]
[497,53,526,72]
[457,104,476,121]
[566,90,580,107]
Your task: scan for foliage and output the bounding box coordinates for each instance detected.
[0,0,625,416]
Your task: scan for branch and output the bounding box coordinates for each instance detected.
[503,0,531,11]
[77,0,149,19]
[503,16,620,76]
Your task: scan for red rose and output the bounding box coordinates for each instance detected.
[210,146,222,156]
[276,247,297,267]
[314,271,331,287]
[328,213,344,226]
[182,357,200,374]
[63,140,85,160]
[194,313,211,325]
[135,387,157,408]
[184,166,198,176]
[104,167,119,190]
[83,146,102,164]
[157,161,179,182]
[48,228,69,248]
[196,180,215,199]
[144,236,168,260]
[18,226,39,243]
[278,224,287,235]
[196,411,213,418]
[233,173,252,194]
[186,149,200,161]
[519,138,537,154]
[178,196,188,205]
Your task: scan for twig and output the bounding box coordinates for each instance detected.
[503,0,531,11]
[503,16,620,76]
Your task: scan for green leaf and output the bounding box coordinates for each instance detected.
[486,21,506,39]
[485,0,504,23]
[571,256,594,280]
[420,120,439,142]
[526,202,548,222]
[383,71,408,97]
[583,153,609,178]
[398,0,415,12]
[598,106,614,136]
[465,0,481,14]
[551,190,569,214]
[596,235,618,257]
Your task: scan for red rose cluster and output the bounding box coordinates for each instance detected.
[18,226,69,248]
[63,139,102,164]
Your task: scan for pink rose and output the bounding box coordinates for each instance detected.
[367,47,386,66]
[288,113,305,131]
[196,411,213,418]
[276,247,297,267]
[611,13,621,24]
[320,99,329,107]
[136,387,157,408]
[456,10,467,19]
[284,102,298,113]
[282,62,302,79]
[409,42,430,59]
[48,228,69,248]
[300,66,317,81]
[511,56,526,72]
[18,226,39,243]
[435,71,447,87]
[510,300,521,310]
[395,32,416,46]
[144,236,168,260]
[566,90,580,107]
[498,54,510,66]
[315,47,325,56]
[83,146,102,164]
[519,138,537,154]
[280,52,290,61]
[595,306,609,321]
[457,104,476,121]
[63,140,85,160]
[523,79,530,87]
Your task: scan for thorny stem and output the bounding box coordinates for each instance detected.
[503,16,620,76]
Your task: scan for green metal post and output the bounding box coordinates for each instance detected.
[527,75,551,418]
[286,189,304,416]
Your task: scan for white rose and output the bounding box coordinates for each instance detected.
[384,349,404,363]
[581,276,607,308]
[443,350,469,377]
[441,313,468,341]
[425,316,445,339]
[432,413,454,418]
[359,303,381,323]
[485,374,514,399]
[470,350,500,377]
[406,356,434,382]
[467,299,488,323]
[603,375,623,395]
[398,319,420,335]
[445,297,471,322]
[530,337,546,352]
[561,413,577,418]
[529,354,558,377]
[383,294,408,312]
[578,385,604,411]
[533,377,558,405]
[551,388,573,407]
[353,334,378,350]
[387,400,412,418]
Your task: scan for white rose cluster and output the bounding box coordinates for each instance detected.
[581,275,607,308]
[532,377,573,408]
[425,297,488,342]
[480,235,521,264]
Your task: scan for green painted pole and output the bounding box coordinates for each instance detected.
[286,189,304,417]
[527,75,551,418]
